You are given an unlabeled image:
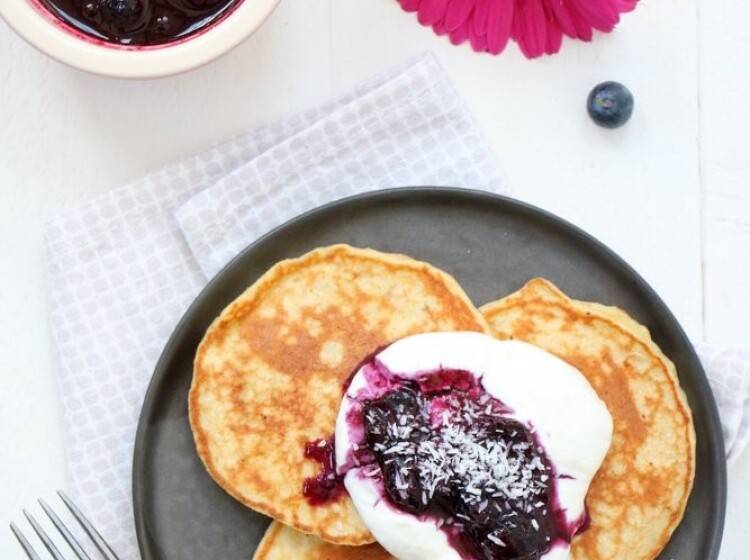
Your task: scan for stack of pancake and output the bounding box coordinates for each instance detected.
[189,245,695,560]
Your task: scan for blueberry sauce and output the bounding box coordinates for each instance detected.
[345,360,585,560]
[38,0,242,46]
[302,437,344,506]
[302,346,389,507]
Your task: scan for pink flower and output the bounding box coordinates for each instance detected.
[397,0,639,58]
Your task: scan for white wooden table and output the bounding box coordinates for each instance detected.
[0,0,748,558]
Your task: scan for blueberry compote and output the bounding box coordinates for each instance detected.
[360,370,565,560]
[39,0,241,46]
[302,437,344,505]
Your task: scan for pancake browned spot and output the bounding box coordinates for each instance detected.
[481,278,695,560]
[189,245,490,545]
[253,522,394,560]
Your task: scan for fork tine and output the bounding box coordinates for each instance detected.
[39,499,92,560]
[22,511,66,560]
[10,522,42,560]
[58,491,120,560]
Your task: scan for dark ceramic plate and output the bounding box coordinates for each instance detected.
[133,188,726,560]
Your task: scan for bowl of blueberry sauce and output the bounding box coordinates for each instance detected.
[0,0,281,77]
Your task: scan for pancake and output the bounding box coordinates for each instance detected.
[253,522,394,560]
[189,244,490,545]
[481,278,695,560]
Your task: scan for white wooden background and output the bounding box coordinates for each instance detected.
[0,0,748,558]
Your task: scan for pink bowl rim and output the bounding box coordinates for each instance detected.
[0,0,282,79]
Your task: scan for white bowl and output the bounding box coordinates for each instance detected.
[0,0,282,79]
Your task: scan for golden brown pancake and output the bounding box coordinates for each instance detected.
[189,245,490,545]
[253,522,394,560]
[481,278,695,560]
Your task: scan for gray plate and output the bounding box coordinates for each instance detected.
[133,187,726,560]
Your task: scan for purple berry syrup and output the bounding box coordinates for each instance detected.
[302,437,344,506]
[38,0,242,46]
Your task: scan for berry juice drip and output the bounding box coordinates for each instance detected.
[302,438,344,505]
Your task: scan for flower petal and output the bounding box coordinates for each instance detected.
[398,0,422,13]
[570,0,619,32]
[614,0,638,13]
[469,23,489,51]
[564,0,593,41]
[433,20,448,35]
[445,0,477,31]
[472,0,492,36]
[418,0,450,25]
[543,0,577,38]
[487,0,515,54]
[449,18,472,44]
[513,0,547,59]
[545,20,563,53]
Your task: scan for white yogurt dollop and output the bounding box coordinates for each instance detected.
[335,332,613,560]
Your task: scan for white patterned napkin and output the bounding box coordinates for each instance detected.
[697,344,750,462]
[44,53,749,560]
[174,54,501,279]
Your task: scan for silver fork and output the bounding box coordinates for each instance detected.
[10,491,120,560]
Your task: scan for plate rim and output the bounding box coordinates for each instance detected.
[132,186,727,559]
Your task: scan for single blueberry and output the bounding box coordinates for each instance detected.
[587,81,634,129]
[100,0,146,32]
[153,14,171,33]
[81,1,100,19]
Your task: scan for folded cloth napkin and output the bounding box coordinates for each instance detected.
[697,344,750,461]
[44,53,749,559]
